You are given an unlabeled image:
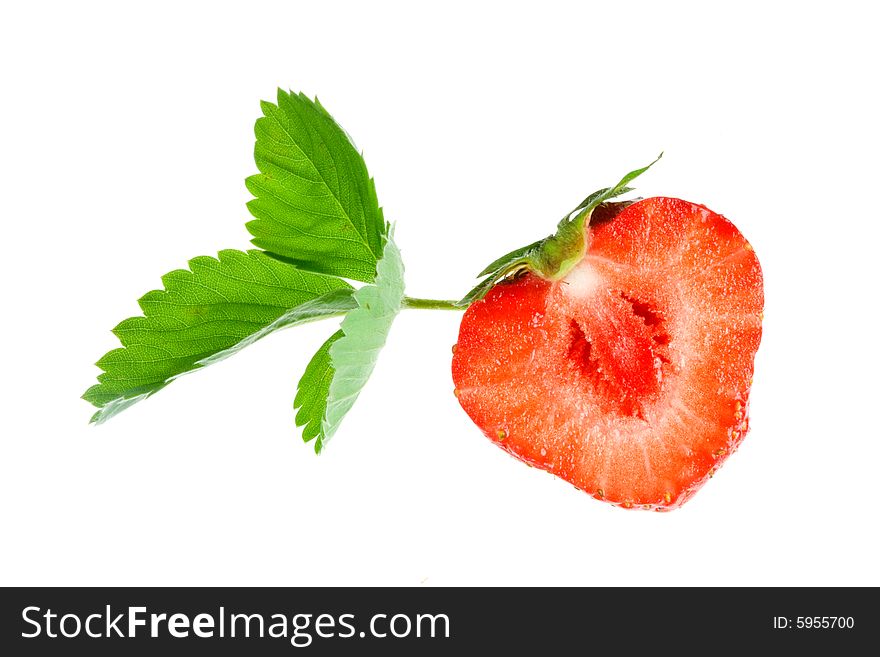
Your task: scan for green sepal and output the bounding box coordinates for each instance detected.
[460,154,662,305]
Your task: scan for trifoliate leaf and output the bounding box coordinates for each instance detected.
[296,235,405,451]
[83,250,353,423]
[246,90,388,283]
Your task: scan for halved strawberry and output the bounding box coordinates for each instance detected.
[452,197,763,510]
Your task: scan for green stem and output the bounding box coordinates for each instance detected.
[402,296,463,311]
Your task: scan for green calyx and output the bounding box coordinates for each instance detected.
[460,153,663,306]
[531,212,591,281]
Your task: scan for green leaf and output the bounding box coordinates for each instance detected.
[197,288,356,367]
[293,330,342,453]
[297,235,405,451]
[246,89,388,283]
[461,155,663,305]
[83,250,353,423]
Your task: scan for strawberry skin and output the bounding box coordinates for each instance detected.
[452,197,763,510]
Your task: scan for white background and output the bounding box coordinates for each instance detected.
[2,1,878,586]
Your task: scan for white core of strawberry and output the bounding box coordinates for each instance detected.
[559,262,603,299]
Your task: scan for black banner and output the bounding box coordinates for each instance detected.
[0,587,872,654]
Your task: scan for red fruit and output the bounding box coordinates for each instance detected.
[452,197,763,510]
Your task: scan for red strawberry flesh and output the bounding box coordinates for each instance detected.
[451,197,763,510]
